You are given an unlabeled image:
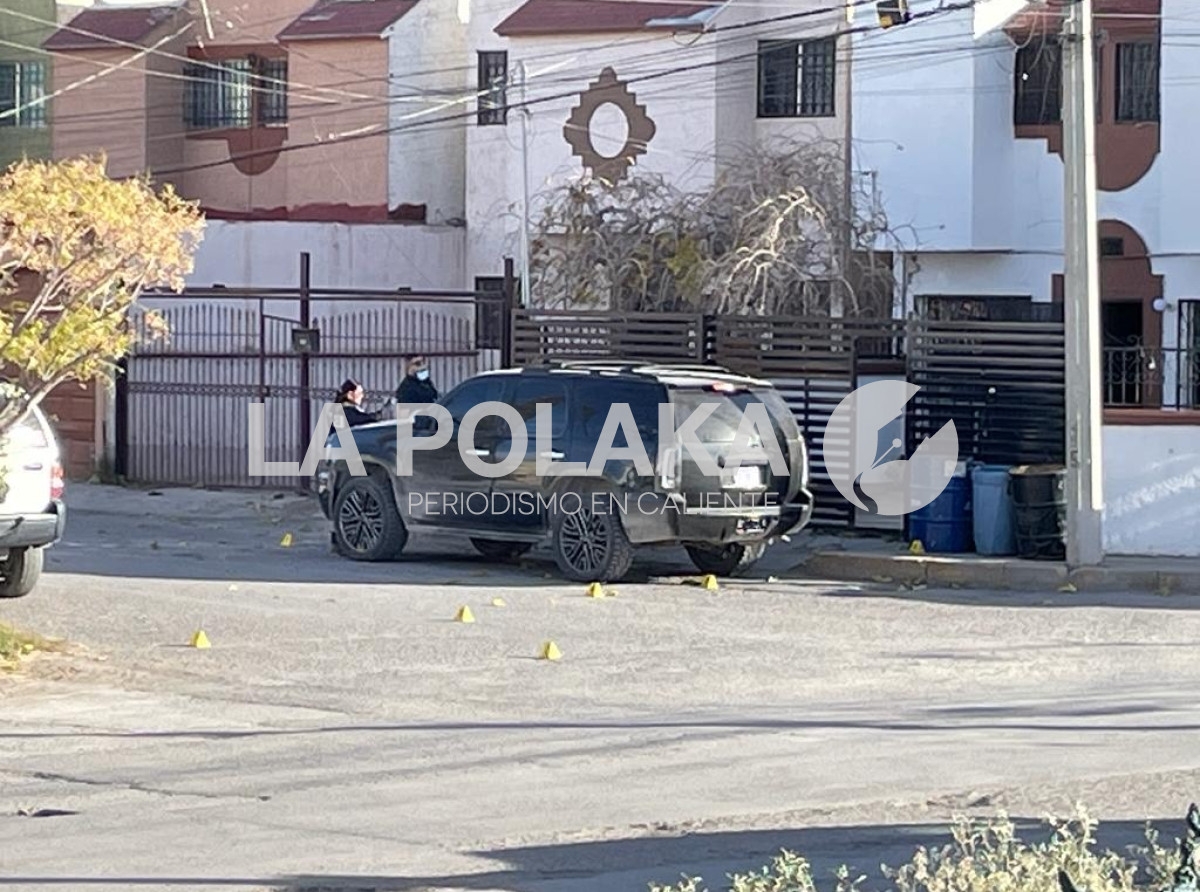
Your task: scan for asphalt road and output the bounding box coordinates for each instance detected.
[2,485,1200,892]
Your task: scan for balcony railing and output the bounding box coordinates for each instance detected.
[1103,345,1200,410]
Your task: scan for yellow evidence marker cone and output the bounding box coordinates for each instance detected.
[190,630,211,649]
[909,539,925,555]
[586,582,606,599]
[454,605,476,623]
[491,597,507,607]
[702,574,719,592]
[539,640,562,661]
[280,532,294,548]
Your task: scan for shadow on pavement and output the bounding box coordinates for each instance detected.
[0,697,1192,740]
[814,584,1200,612]
[0,817,1182,891]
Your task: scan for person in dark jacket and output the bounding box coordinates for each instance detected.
[329,378,385,444]
[395,355,438,405]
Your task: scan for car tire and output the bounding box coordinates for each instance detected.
[470,539,534,562]
[550,485,634,582]
[332,474,408,562]
[0,546,43,599]
[685,542,767,578]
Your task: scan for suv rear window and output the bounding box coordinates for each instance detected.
[577,379,664,447]
[669,387,796,445]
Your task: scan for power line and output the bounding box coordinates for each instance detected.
[0,0,885,140]
[148,1,980,177]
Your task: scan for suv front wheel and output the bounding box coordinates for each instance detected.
[333,475,408,561]
[551,485,634,582]
[685,542,766,578]
[0,546,43,599]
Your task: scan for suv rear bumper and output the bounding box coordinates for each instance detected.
[0,500,66,550]
[625,488,813,545]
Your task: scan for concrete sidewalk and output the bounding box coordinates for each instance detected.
[795,535,1200,594]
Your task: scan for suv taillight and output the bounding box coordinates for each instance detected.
[51,463,64,501]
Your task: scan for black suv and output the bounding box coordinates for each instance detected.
[315,362,812,581]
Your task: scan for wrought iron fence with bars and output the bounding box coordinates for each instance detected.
[118,286,509,487]
[1104,344,1200,409]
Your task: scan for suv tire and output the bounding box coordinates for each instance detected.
[0,546,43,599]
[551,485,634,582]
[685,542,766,578]
[470,539,534,562]
[333,475,408,561]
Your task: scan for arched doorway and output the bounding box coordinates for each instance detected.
[1052,220,1163,406]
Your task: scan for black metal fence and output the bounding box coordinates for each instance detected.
[513,311,1065,528]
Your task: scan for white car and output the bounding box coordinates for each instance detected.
[0,403,66,598]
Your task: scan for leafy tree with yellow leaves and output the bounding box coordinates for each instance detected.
[0,154,204,441]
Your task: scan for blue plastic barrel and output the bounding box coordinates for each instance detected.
[909,474,972,553]
[971,463,1017,556]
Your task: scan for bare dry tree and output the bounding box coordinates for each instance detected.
[529,137,904,317]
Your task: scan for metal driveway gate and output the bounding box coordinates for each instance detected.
[117,283,511,488]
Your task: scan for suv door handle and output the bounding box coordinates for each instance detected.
[539,451,564,460]
[465,448,490,457]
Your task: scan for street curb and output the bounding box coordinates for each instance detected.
[798,551,1200,594]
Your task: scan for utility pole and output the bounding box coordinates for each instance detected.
[517,61,532,308]
[1060,0,1105,567]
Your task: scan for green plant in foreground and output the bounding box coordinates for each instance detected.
[649,851,863,892]
[649,806,1188,892]
[0,622,57,669]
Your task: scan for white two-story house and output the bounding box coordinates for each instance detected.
[460,0,853,296]
[853,0,1200,557]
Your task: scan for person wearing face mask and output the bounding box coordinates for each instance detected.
[395,355,438,405]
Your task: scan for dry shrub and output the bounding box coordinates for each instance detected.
[649,806,1187,892]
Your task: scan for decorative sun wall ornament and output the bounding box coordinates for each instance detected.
[563,67,656,184]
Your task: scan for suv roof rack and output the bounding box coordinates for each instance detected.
[535,358,724,374]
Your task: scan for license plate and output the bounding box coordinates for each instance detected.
[733,465,762,488]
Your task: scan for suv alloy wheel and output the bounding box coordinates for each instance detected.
[333,474,408,561]
[550,484,634,582]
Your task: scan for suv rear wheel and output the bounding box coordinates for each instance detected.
[333,475,408,561]
[471,539,534,562]
[551,485,634,582]
[685,542,766,578]
[0,546,43,599]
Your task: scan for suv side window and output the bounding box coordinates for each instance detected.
[577,380,664,448]
[440,376,507,425]
[511,376,569,438]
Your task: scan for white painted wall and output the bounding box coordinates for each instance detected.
[1103,425,1200,557]
[387,0,469,224]
[464,32,722,287]
[854,0,1200,260]
[462,0,851,289]
[187,220,466,291]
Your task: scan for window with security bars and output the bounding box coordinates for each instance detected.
[1014,38,1061,125]
[477,51,508,126]
[0,61,48,128]
[255,57,288,124]
[1116,40,1159,122]
[184,57,287,129]
[757,37,836,118]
